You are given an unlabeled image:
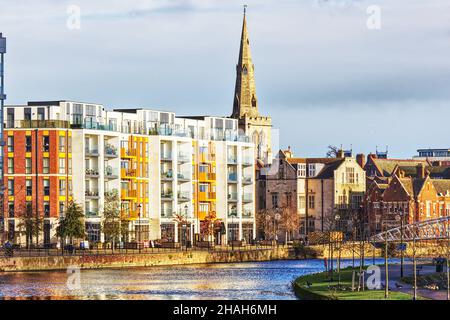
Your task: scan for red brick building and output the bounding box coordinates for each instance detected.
[3,126,72,246]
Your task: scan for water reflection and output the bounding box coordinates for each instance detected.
[0,259,392,300]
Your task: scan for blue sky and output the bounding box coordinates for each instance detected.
[1,0,450,158]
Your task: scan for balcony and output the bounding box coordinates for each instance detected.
[104,144,118,158]
[161,170,173,180]
[104,167,119,180]
[161,153,172,161]
[243,193,253,203]
[85,148,99,157]
[242,176,253,184]
[177,191,190,202]
[177,172,190,182]
[242,157,253,166]
[85,168,99,177]
[161,190,173,201]
[242,210,254,218]
[121,148,137,158]
[198,192,216,202]
[85,211,100,218]
[161,208,174,218]
[85,189,99,199]
[227,156,237,164]
[228,211,238,218]
[228,173,238,183]
[177,153,190,163]
[121,189,137,199]
[121,168,137,179]
[228,193,238,202]
[6,120,71,129]
[199,172,216,181]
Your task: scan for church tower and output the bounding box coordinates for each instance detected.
[231,7,272,163]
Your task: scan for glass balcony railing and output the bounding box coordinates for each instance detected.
[104,144,118,157]
[227,156,237,164]
[161,153,172,161]
[161,191,173,200]
[161,170,173,179]
[242,176,253,184]
[85,189,99,198]
[242,210,254,218]
[228,211,238,218]
[85,168,99,176]
[104,167,119,178]
[177,172,190,181]
[228,173,238,182]
[242,157,253,165]
[85,211,99,218]
[228,193,238,201]
[85,148,99,156]
[177,191,191,201]
[177,153,190,162]
[161,208,174,218]
[243,193,253,202]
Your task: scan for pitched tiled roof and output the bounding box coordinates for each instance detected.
[314,159,346,179]
[432,179,450,195]
[372,158,428,176]
[286,157,339,165]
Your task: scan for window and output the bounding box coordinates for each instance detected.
[7,158,14,174]
[59,136,66,152]
[26,179,32,196]
[59,179,66,196]
[43,157,50,174]
[25,136,32,152]
[298,164,306,177]
[59,202,65,217]
[59,158,66,174]
[272,193,279,209]
[24,108,31,121]
[68,136,72,153]
[308,195,315,209]
[44,202,50,218]
[351,195,363,209]
[7,180,14,196]
[43,179,50,196]
[346,167,355,184]
[308,164,316,177]
[8,202,14,218]
[25,158,32,174]
[7,136,13,152]
[299,195,306,209]
[68,159,72,175]
[286,193,292,207]
[43,136,50,152]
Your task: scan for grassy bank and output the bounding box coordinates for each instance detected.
[293,267,417,300]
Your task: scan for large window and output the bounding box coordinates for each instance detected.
[26,179,32,196]
[44,202,50,218]
[43,179,50,196]
[7,179,14,196]
[298,164,306,177]
[25,136,32,152]
[346,167,355,184]
[299,195,306,209]
[308,164,316,177]
[43,136,50,152]
[7,136,13,152]
[271,193,279,209]
[59,136,66,152]
[59,179,66,196]
[308,195,315,209]
[43,157,50,174]
[59,158,66,174]
[7,158,14,174]
[25,158,32,174]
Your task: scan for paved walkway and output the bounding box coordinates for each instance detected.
[380,263,449,300]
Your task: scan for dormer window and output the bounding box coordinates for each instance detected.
[243,66,248,75]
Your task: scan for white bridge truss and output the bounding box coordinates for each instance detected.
[370,216,450,243]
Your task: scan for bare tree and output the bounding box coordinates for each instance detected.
[280,206,300,242]
[326,145,340,158]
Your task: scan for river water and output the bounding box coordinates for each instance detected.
[0,258,392,300]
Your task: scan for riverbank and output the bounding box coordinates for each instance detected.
[0,247,293,272]
[293,267,420,300]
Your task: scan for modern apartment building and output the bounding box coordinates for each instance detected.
[0,33,6,235]
[3,101,256,246]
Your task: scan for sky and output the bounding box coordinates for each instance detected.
[1,0,450,158]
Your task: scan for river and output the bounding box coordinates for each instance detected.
[0,258,394,300]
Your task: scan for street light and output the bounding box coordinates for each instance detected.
[274,212,281,246]
[335,213,341,286]
[184,205,188,250]
[137,203,142,253]
[395,211,405,278]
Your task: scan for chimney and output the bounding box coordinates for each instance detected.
[416,163,425,179]
[356,153,365,168]
[337,149,345,158]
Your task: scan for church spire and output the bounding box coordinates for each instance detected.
[231,6,259,119]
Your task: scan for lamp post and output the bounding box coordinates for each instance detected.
[184,205,188,250]
[137,203,142,253]
[384,216,389,299]
[395,211,404,278]
[335,213,341,286]
[274,211,281,247]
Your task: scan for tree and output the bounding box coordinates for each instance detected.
[57,200,85,245]
[256,208,277,241]
[16,202,42,249]
[326,145,339,158]
[280,206,300,242]
[101,189,122,249]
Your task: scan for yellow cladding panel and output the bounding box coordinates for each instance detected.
[26,152,31,158]
[8,196,14,201]
[26,131,31,136]
[59,196,66,201]
[7,131,13,136]
[7,152,13,158]
[26,196,32,201]
[43,152,50,157]
[59,153,66,158]
[59,131,66,136]
[43,130,49,135]
[44,196,50,201]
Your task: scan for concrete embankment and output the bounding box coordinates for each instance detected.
[0,247,293,272]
